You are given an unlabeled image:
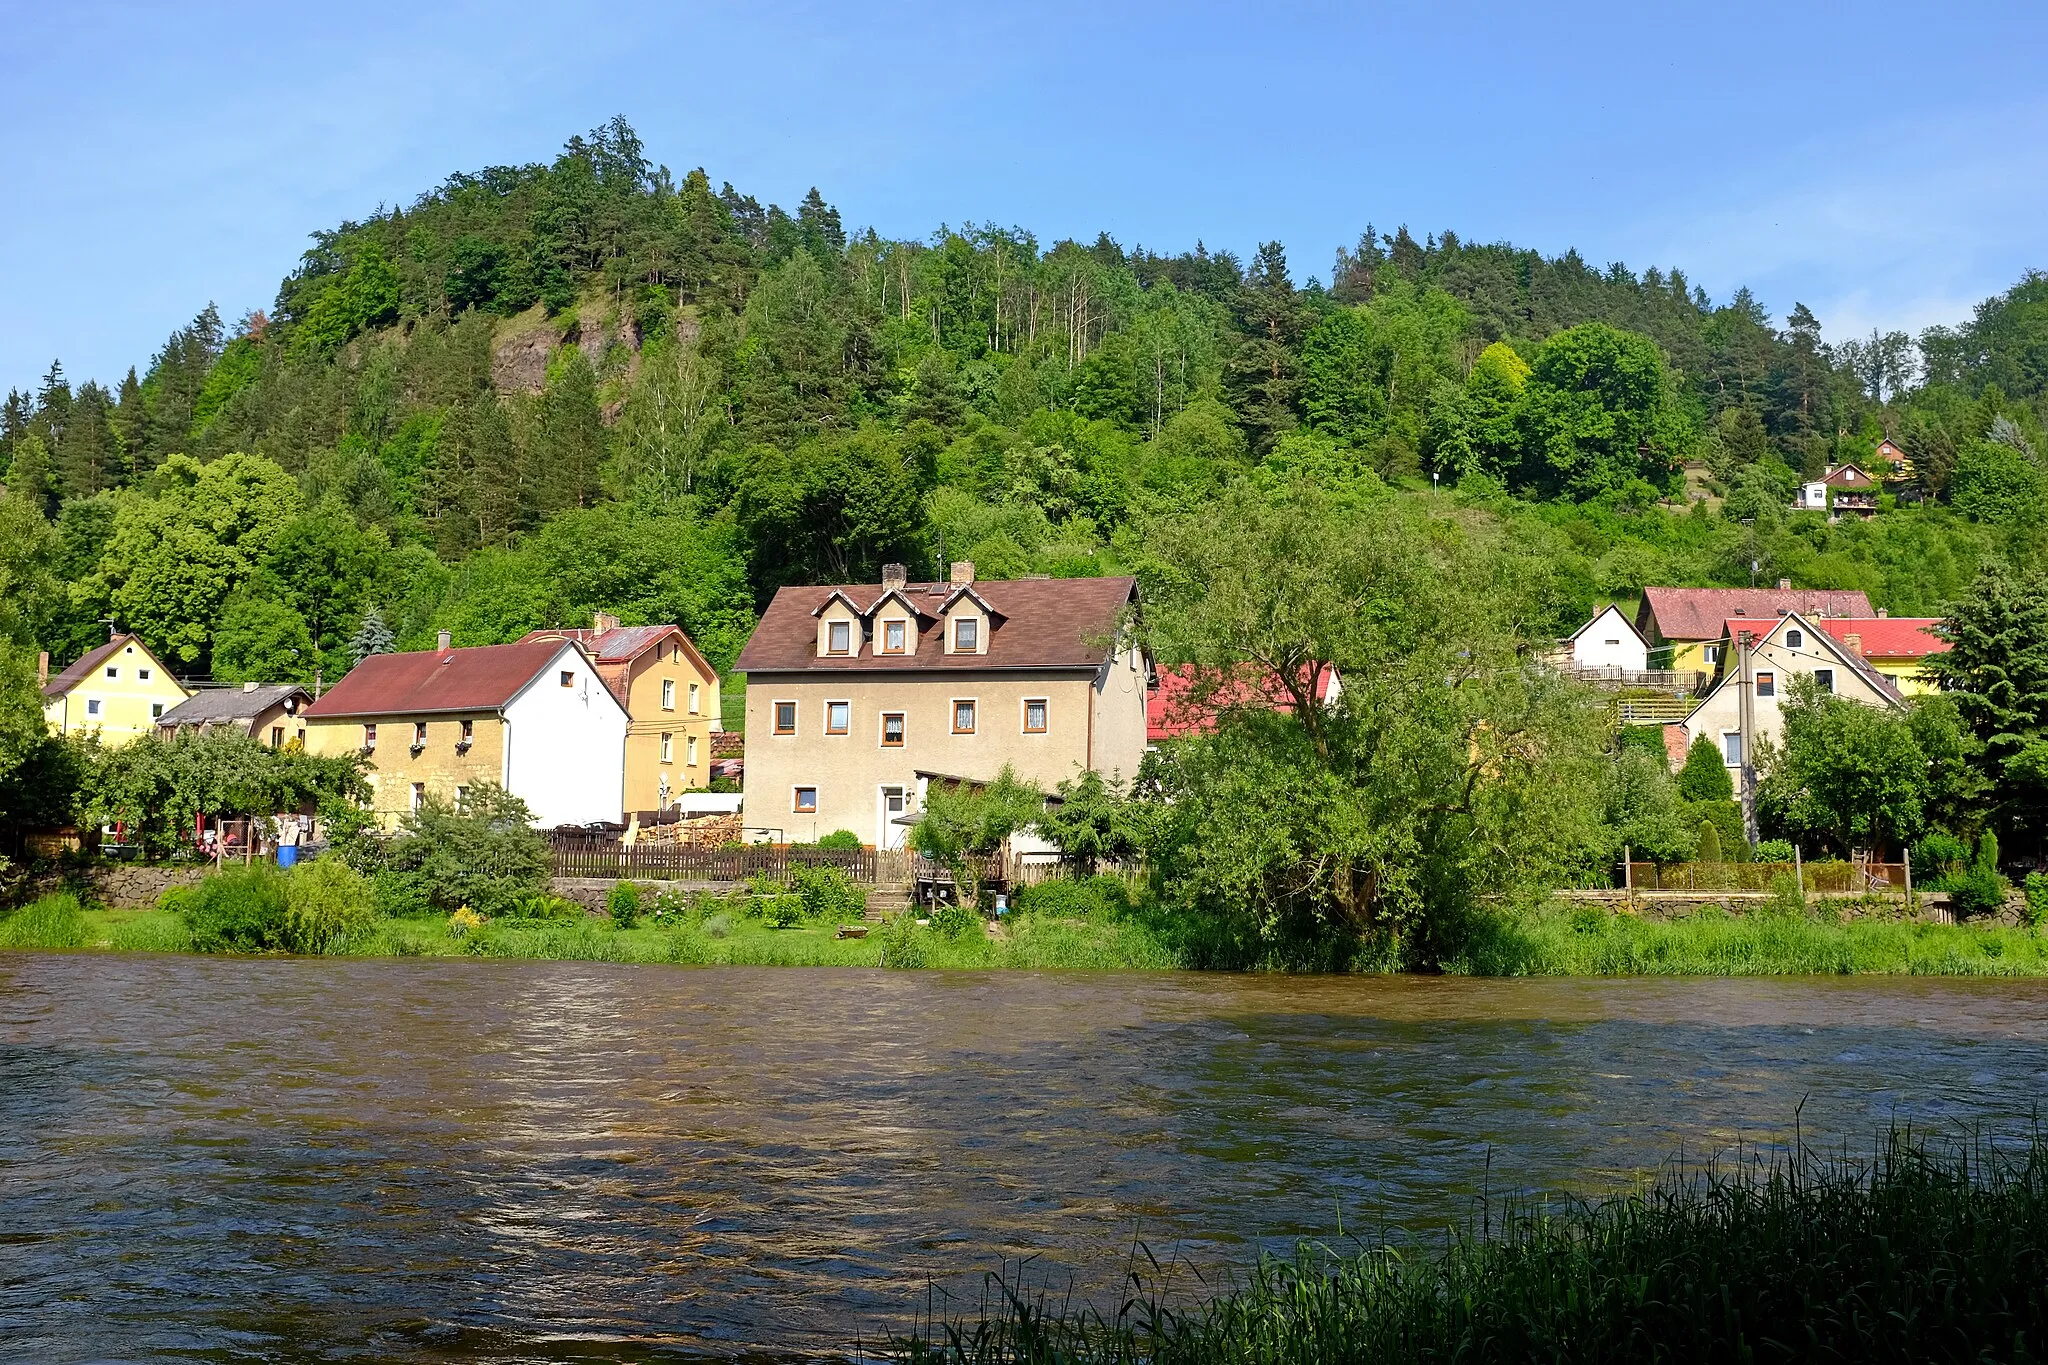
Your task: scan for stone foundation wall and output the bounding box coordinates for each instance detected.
[25,863,209,909]
[549,877,742,912]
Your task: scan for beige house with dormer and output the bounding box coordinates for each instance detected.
[733,564,1151,846]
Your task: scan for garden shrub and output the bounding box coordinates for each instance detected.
[1017,875,1132,919]
[2024,873,2048,930]
[282,856,377,953]
[815,829,862,850]
[929,903,980,939]
[878,914,929,968]
[1767,871,1807,918]
[607,881,643,928]
[766,894,806,929]
[1913,830,1971,887]
[503,892,584,921]
[379,784,551,918]
[0,892,90,949]
[790,864,866,921]
[703,912,732,939]
[369,868,433,918]
[1753,839,1795,864]
[182,866,292,952]
[1947,864,2009,919]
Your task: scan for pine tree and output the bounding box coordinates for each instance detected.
[1677,735,1736,802]
[1694,818,1724,863]
[3,433,56,517]
[347,608,397,667]
[1226,241,1306,453]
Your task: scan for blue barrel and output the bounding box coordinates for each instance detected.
[276,845,300,869]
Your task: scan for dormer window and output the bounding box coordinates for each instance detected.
[954,618,979,652]
[827,620,852,655]
[882,619,907,654]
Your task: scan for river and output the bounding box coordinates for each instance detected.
[3,954,2046,1361]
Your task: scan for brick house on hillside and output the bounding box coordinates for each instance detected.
[733,563,1151,847]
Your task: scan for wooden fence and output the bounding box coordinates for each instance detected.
[1625,860,1908,893]
[549,836,875,883]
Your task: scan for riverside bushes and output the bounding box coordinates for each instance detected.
[889,1129,2048,1365]
[170,857,377,953]
[0,892,89,949]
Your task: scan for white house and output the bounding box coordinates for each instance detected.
[303,634,631,828]
[1563,605,1649,672]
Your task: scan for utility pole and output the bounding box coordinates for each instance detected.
[1736,628,1758,845]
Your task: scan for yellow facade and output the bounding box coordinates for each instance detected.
[1869,659,1939,697]
[303,711,508,827]
[43,638,192,746]
[619,640,721,813]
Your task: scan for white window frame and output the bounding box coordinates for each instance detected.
[825,699,851,736]
[660,732,673,763]
[86,698,101,717]
[138,668,150,681]
[105,666,118,679]
[687,681,700,714]
[411,782,426,812]
[1755,671,1775,698]
[1813,668,1834,693]
[686,734,698,766]
[661,679,675,710]
[1786,630,1803,649]
[1722,731,1743,766]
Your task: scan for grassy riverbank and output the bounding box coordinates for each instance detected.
[4,888,2046,976]
[885,1129,2048,1363]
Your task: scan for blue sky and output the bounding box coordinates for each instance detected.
[4,0,2044,392]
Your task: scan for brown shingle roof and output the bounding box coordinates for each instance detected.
[42,635,137,698]
[736,576,1137,673]
[1640,586,1874,643]
[303,640,576,718]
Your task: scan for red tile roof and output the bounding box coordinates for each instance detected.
[303,640,576,718]
[735,576,1138,673]
[1815,617,1949,661]
[518,623,714,708]
[1639,587,1874,642]
[1147,663,1339,743]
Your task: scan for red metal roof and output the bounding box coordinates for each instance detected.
[735,576,1138,673]
[1639,587,1874,642]
[303,639,576,718]
[1147,663,1339,743]
[1815,617,1949,661]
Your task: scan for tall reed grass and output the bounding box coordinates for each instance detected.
[0,893,90,949]
[886,1128,2048,1364]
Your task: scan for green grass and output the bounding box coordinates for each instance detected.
[888,1128,2048,1364]
[0,893,90,949]
[1462,900,2048,976]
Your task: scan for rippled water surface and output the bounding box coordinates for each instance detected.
[5,954,2048,1361]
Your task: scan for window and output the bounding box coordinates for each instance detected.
[661,679,676,709]
[688,682,700,714]
[660,732,673,763]
[1603,639,1620,647]
[882,619,907,654]
[412,721,428,748]
[1023,698,1048,733]
[953,618,979,651]
[270,726,284,747]
[86,699,101,717]
[1705,646,1721,665]
[458,719,474,748]
[150,703,164,719]
[774,700,797,734]
[794,787,818,814]
[456,785,470,810]
[881,712,905,747]
[1723,732,1742,765]
[363,723,377,750]
[953,699,977,734]
[138,668,150,681]
[1814,668,1834,693]
[1786,629,1803,649]
[1756,671,1775,698]
[105,666,118,679]
[826,700,851,735]
[687,735,699,765]
[411,782,425,812]
[827,620,851,655]
[559,670,575,688]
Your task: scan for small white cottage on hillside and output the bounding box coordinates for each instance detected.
[1562,605,1649,673]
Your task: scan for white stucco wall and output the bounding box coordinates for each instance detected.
[503,643,629,826]
[1570,606,1648,671]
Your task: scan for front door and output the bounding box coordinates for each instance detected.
[879,786,907,850]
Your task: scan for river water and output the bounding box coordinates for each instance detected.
[3,954,2047,1361]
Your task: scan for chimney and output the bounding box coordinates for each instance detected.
[37,651,49,686]
[438,629,453,653]
[243,680,258,693]
[1776,577,1792,591]
[1876,608,1888,619]
[949,560,975,587]
[880,563,907,592]
[593,611,620,633]
[1845,633,1863,656]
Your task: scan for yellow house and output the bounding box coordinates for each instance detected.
[40,634,192,746]
[521,616,722,815]
[1815,617,1949,696]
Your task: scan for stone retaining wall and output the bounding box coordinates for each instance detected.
[26,863,209,909]
[549,877,742,912]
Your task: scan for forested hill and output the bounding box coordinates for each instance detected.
[3,117,2046,686]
